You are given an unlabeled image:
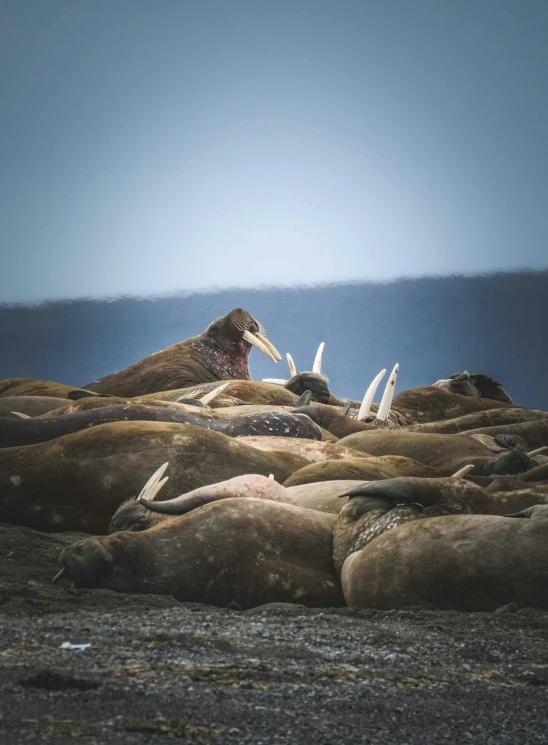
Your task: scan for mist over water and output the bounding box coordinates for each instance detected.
[1,272,547,410]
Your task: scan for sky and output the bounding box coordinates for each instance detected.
[1,0,548,305]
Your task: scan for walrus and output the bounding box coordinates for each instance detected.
[0,396,71,419]
[109,471,364,533]
[138,380,300,407]
[407,407,548,435]
[336,497,548,611]
[0,403,321,448]
[455,419,548,452]
[337,430,535,477]
[84,308,282,397]
[432,371,514,404]
[0,377,108,400]
[332,476,492,574]
[282,456,446,487]
[56,498,344,609]
[0,421,304,533]
[391,386,513,425]
[235,436,370,465]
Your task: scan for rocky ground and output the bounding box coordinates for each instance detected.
[1,523,548,744]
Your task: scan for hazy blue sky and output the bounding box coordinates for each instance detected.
[2,0,548,305]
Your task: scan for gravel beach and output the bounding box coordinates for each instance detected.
[2,523,548,744]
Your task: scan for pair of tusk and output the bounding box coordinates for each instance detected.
[262,342,325,384]
[136,462,170,503]
[357,364,399,423]
[243,331,282,363]
[451,464,475,479]
[528,446,548,458]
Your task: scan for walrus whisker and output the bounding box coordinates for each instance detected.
[357,369,387,421]
[451,464,475,479]
[10,411,32,419]
[286,353,297,378]
[243,330,280,363]
[52,568,66,583]
[527,446,548,457]
[312,342,325,375]
[136,462,170,502]
[255,332,282,361]
[200,383,230,406]
[376,364,399,423]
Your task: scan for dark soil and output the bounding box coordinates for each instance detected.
[2,522,548,744]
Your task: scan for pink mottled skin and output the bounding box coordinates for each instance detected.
[208,341,252,381]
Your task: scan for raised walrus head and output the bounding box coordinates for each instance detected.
[84,308,282,397]
[433,371,513,404]
[204,308,282,372]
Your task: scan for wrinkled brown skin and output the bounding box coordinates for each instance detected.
[457,420,548,451]
[0,377,98,400]
[283,456,444,488]
[139,381,299,407]
[236,436,369,465]
[38,397,192,417]
[392,387,513,425]
[407,407,548,435]
[340,511,548,611]
[520,463,548,483]
[0,404,322,448]
[85,308,274,397]
[337,430,534,477]
[332,477,491,574]
[0,422,299,533]
[0,396,70,418]
[292,403,404,438]
[109,475,361,534]
[59,498,344,609]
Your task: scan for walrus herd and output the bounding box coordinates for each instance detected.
[2,307,548,611]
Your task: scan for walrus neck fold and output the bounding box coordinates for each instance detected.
[333,496,423,574]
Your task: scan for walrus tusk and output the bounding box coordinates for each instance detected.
[200,383,229,406]
[312,343,325,375]
[176,387,205,401]
[341,402,352,416]
[357,369,387,421]
[451,464,475,479]
[136,462,170,503]
[243,331,280,363]
[527,446,548,457]
[255,333,282,361]
[268,474,275,480]
[52,568,66,583]
[262,378,288,385]
[376,364,399,423]
[10,411,32,419]
[286,353,297,378]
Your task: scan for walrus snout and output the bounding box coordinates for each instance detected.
[481,449,535,477]
[60,538,114,588]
